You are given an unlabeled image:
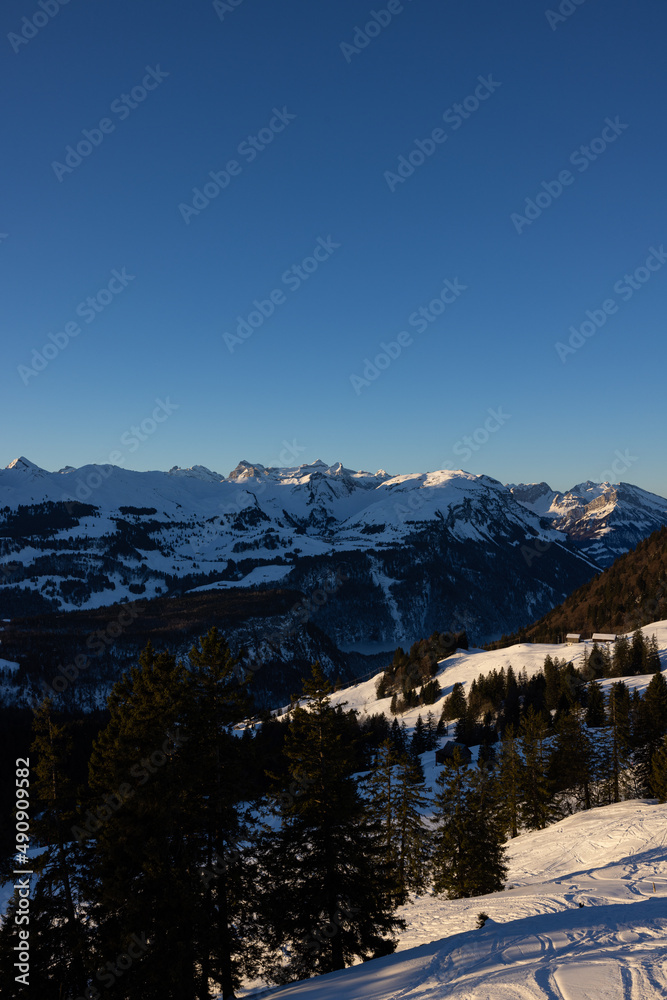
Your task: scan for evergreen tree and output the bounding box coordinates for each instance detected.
[650,735,667,802]
[500,665,521,731]
[549,707,592,812]
[518,708,552,830]
[630,628,647,675]
[85,643,200,999]
[366,741,400,900]
[633,671,667,795]
[441,682,466,722]
[585,680,606,727]
[599,681,633,804]
[183,627,258,999]
[84,631,254,1000]
[410,714,428,757]
[522,671,547,717]
[27,700,88,995]
[424,711,439,750]
[393,756,432,899]
[454,703,476,746]
[366,744,432,904]
[586,642,608,680]
[419,678,441,705]
[433,752,507,898]
[543,655,560,711]
[261,665,403,983]
[497,724,523,838]
[389,716,407,757]
[0,705,89,999]
[647,634,662,673]
[611,635,631,676]
[435,713,448,738]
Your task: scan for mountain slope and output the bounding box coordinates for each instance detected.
[490,525,667,646]
[0,587,352,712]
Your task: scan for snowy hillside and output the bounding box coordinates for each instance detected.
[255,798,667,1000]
[327,619,667,733]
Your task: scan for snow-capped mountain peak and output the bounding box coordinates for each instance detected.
[509,478,667,566]
[6,456,45,472]
[228,460,268,480]
[5,456,48,477]
[168,464,225,483]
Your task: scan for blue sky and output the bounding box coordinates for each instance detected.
[3,0,666,495]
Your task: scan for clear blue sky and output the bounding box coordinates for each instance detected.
[3,0,666,495]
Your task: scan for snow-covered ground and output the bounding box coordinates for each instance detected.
[248,799,667,1000]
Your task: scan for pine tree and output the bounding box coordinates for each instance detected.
[543,655,560,711]
[27,700,88,995]
[633,671,667,795]
[389,716,407,756]
[410,714,428,757]
[183,627,257,999]
[441,682,466,722]
[587,642,604,679]
[261,664,403,984]
[419,679,441,705]
[84,643,199,999]
[424,711,438,750]
[519,708,552,830]
[650,735,667,802]
[612,635,631,676]
[585,680,606,727]
[630,628,647,674]
[647,634,662,673]
[393,756,432,899]
[549,706,593,813]
[454,702,476,746]
[501,665,521,730]
[84,631,255,1000]
[435,713,448,738]
[599,681,633,804]
[433,751,507,898]
[366,741,400,899]
[497,724,523,838]
[366,743,431,904]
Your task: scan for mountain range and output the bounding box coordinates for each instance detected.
[2,457,667,653]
